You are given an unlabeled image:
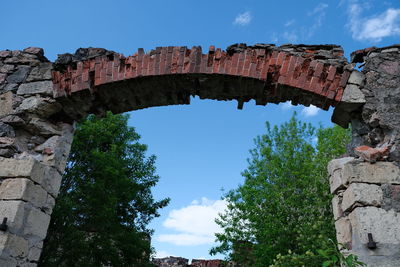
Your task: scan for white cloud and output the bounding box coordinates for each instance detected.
[281,3,328,43]
[157,198,228,246]
[308,3,329,16]
[155,250,173,258]
[346,0,400,42]
[283,31,299,43]
[284,19,295,27]
[302,105,319,117]
[157,234,214,246]
[233,11,252,26]
[280,101,293,110]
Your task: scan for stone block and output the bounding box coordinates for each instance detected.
[23,208,50,240]
[342,161,400,185]
[26,116,61,136]
[26,62,52,82]
[17,81,53,96]
[0,200,27,233]
[0,92,13,117]
[0,178,47,208]
[349,207,400,246]
[6,66,30,84]
[27,243,42,262]
[330,169,347,194]
[327,157,355,175]
[341,84,366,104]
[342,183,383,212]
[17,96,61,117]
[0,156,63,196]
[0,233,28,258]
[0,157,44,181]
[332,195,343,220]
[335,217,352,246]
[348,71,365,86]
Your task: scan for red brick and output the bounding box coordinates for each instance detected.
[327,66,336,81]
[335,87,344,102]
[276,52,285,66]
[235,52,245,76]
[339,70,351,87]
[313,62,324,77]
[229,53,239,75]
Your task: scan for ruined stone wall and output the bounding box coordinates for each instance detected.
[0,44,398,266]
[0,48,73,266]
[330,46,400,267]
[152,256,233,267]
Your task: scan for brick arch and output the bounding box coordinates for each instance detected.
[51,44,351,121]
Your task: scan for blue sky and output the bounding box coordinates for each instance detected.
[1,0,400,260]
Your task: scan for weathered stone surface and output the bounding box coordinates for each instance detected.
[17,81,53,96]
[0,201,27,233]
[26,63,52,82]
[0,65,15,74]
[0,233,28,258]
[27,242,42,262]
[6,66,30,84]
[342,161,400,185]
[349,207,400,249]
[23,208,51,239]
[381,184,400,212]
[17,96,61,117]
[330,169,347,194]
[341,84,365,104]
[0,92,13,117]
[0,178,47,208]
[342,183,383,212]
[347,71,365,86]
[335,217,352,246]
[332,194,343,220]
[26,116,61,136]
[0,122,15,138]
[327,157,355,175]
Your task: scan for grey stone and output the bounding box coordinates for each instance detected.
[17,81,53,96]
[6,66,30,84]
[0,92,13,117]
[349,207,400,253]
[26,63,52,82]
[23,208,51,240]
[26,116,61,136]
[3,83,18,92]
[0,178,47,209]
[0,201,27,233]
[381,48,399,53]
[0,122,15,138]
[34,135,59,153]
[348,71,365,86]
[332,195,343,220]
[0,65,15,74]
[335,217,352,246]
[17,96,62,117]
[342,183,383,212]
[342,161,400,185]
[328,157,355,175]
[0,115,24,126]
[341,84,366,104]
[0,233,28,258]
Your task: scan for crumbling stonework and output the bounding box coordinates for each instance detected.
[152,257,231,267]
[0,48,73,266]
[0,43,398,266]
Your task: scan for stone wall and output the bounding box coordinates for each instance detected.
[0,48,74,266]
[152,257,233,267]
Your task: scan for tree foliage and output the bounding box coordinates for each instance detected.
[40,112,169,267]
[210,113,351,267]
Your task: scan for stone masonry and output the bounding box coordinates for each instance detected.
[0,43,398,266]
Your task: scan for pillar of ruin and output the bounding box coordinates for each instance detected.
[330,46,400,267]
[0,48,73,266]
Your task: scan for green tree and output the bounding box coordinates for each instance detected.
[210,113,351,267]
[39,112,169,267]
